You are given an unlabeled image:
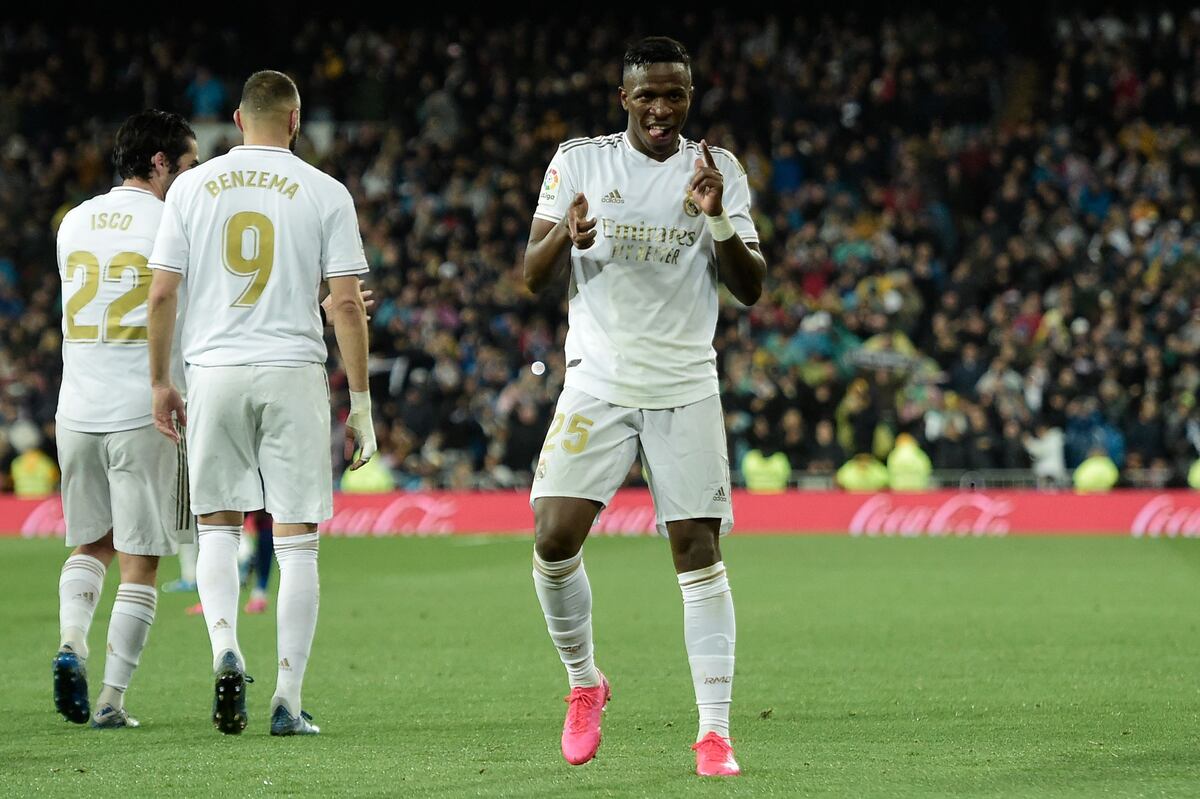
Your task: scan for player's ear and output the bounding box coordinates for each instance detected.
[233,108,244,132]
[290,109,300,135]
[151,151,168,174]
[618,86,629,112]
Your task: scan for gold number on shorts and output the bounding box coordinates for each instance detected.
[103,252,151,342]
[542,413,565,452]
[543,412,594,454]
[223,211,275,307]
[562,415,594,454]
[64,251,101,341]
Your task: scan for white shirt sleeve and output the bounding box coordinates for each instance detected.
[719,155,759,245]
[533,148,574,224]
[148,193,189,275]
[321,187,369,279]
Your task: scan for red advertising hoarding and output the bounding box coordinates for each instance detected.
[3,490,1200,538]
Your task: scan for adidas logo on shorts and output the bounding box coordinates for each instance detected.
[600,189,624,204]
[712,486,729,503]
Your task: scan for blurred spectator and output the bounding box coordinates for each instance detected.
[1073,446,1120,493]
[887,433,931,491]
[836,454,889,492]
[805,419,845,476]
[9,420,57,498]
[1024,424,1068,486]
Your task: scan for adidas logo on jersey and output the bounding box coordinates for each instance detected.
[600,189,625,204]
[712,486,729,503]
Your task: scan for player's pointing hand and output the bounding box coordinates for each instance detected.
[566,193,597,250]
[690,139,725,217]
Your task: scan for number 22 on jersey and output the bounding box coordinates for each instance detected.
[63,251,151,343]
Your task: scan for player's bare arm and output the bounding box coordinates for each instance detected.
[524,193,595,294]
[691,140,765,306]
[147,269,185,442]
[321,278,374,323]
[326,274,376,469]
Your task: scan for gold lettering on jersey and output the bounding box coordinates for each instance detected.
[203,172,303,201]
[610,242,682,265]
[600,218,700,247]
[90,212,134,231]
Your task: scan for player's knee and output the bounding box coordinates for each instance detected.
[533,516,584,562]
[533,527,583,562]
[533,499,595,562]
[75,534,116,563]
[669,526,720,572]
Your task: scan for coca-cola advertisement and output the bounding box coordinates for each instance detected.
[4,490,1200,538]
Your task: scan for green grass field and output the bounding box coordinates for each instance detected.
[3,534,1200,798]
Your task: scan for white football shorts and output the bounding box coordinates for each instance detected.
[185,363,332,524]
[58,423,190,555]
[530,387,733,535]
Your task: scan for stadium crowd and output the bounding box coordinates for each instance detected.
[0,11,1198,493]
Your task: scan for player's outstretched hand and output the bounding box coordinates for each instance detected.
[152,384,186,444]
[690,140,725,217]
[321,279,375,323]
[567,193,597,250]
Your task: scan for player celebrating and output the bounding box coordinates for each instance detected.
[146,70,375,736]
[52,110,199,728]
[523,37,764,776]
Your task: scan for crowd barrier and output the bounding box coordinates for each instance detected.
[3,490,1200,538]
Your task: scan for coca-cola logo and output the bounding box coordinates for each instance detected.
[321,495,458,536]
[1130,496,1200,538]
[849,494,1013,537]
[20,498,66,538]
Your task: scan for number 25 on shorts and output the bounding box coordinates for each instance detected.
[543,413,594,454]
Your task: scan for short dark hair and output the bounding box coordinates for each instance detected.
[240,70,301,115]
[112,110,196,180]
[623,36,691,80]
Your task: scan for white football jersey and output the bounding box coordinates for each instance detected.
[533,133,758,409]
[57,187,188,433]
[149,145,367,368]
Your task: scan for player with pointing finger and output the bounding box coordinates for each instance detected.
[522,36,764,776]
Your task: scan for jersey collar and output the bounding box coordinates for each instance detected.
[231,145,293,154]
[110,186,157,198]
[621,132,685,166]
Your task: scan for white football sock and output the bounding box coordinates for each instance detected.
[98,583,157,710]
[178,542,198,583]
[59,554,106,659]
[272,533,320,716]
[678,561,736,741]
[533,551,600,688]
[197,524,244,671]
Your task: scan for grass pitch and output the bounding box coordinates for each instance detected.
[2,534,1199,798]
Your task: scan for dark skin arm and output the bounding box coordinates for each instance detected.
[524,193,595,295]
[691,139,766,305]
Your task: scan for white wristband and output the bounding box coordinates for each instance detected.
[706,210,736,242]
[350,390,371,414]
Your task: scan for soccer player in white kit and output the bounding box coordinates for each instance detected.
[52,110,199,728]
[146,71,376,736]
[523,38,765,776]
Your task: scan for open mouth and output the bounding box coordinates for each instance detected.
[646,123,674,144]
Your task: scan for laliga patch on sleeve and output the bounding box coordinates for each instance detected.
[541,167,560,202]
